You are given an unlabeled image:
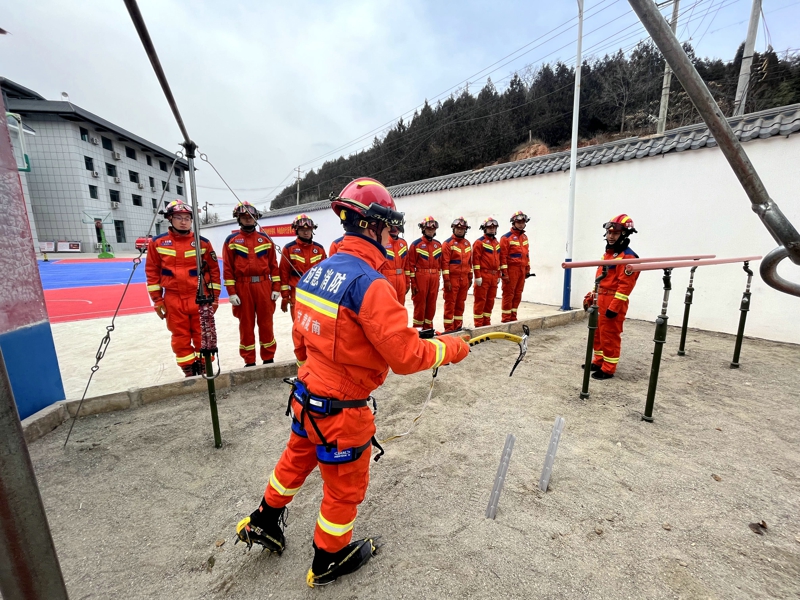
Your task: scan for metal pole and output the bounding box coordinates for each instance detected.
[643,269,672,422]
[733,0,762,117]
[676,265,697,356]
[0,349,69,600]
[562,0,584,311]
[731,261,754,368]
[656,0,680,135]
[580,266,607,399]
[295,167,301,206]
[627,0,800,298]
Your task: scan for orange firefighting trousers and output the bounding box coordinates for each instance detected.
[264,400,373,553]
[232,279,277,363]
[164,291,201,366]
[443,273,470,331]
[412,271,439,328]
[472,272,499,327]
[592,293,628,374]
[501,265,526,323]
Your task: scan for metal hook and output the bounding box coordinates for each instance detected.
[760,246,800,298]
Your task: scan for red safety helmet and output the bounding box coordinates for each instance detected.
[603,214,637,234]
[162,199,193,218]
[232,201,261,220]
[510,210,530,223]
[480,217,499,231]
[451,217,470,230]
[331,178,404,227]
[419,216,439,230]
[292,213,318,231]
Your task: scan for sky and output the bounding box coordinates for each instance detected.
[4,0,799,214]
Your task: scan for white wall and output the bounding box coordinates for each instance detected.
[203,134,800,344]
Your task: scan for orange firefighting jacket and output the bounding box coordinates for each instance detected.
[442,235,472,281]
[329,236,344,256]
[472,234,501,275]
[379,236,410,287]
[499,228,530,273]
[595,247,640,314]
[292,234,468,417]
[146,229,221,302]
[222,229,280,296]
[280,238,327,298]
[407,236,443,282]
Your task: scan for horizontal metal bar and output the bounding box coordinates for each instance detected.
[628,256,762,272]
[562,254,715,269]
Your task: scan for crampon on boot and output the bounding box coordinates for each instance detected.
[306,537,381,587]
[193,359,206,377]
[181,364,195,378]
[235,499,287,554]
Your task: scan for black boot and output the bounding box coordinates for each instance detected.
[235,499,287,554]
[306,538,380,587]
[181,364,195,378]
[244,362,256,367]
[263,359,274,365]
[591,370,614,380]
[581,363,601,372]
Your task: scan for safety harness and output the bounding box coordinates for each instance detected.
[283,378,385,463]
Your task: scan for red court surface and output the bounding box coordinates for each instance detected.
[45,284,153,324]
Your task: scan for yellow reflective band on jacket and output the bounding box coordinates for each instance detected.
[386,250,396,258]
[281,285,291,291]
[223,279,236,286]
[295,288,338,319]
[614,292,629,301]
[522,240,528,246]
[316,513,355,537]
[482,243,494,250]
[404,270,412,276]
[398,246,408,256]
[271,275,281,282]
[156,247,177,256]
[290,254,306,263]
[443,269,450,275]
[473,265,481,270]
[147,284,161,292]
[260,339,276,348]
[176,352,196,364]
[424,338,447,369]
[209,283,222,290]
[309,254,323,264]
[184,248,207,258]
[229,243,248,254]
[509,240,520,246]
[254,243,272,253]
[500,264,508,270]
[269,471,301,496]
[416,248,429,258]
[451,246,462,253]
[432,248,442,257]
[464,246,471,253]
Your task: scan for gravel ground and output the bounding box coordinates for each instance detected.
[26,319,800,600]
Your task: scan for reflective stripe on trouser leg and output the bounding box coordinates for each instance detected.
[453,274,469,328]
[596,295,626,374]
[472,276,488,328]
[264,429,319,509]
[483,273,498,326]
[314,450,371,552]
[413,271,438,329]
[235,283,257,364]
[253,280,278,361]
[442,283,455,331]
[510,265,526,321]
[165,292,199,365]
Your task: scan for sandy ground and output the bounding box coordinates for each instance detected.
[52,296,556,399]
[26,319,800,599]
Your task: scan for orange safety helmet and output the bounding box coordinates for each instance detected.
[162,199,193,218]
[292,214,318,231]
[603,214,637,234]
[510,210,530,223]
[451,217,470,230]
[331,177,404,226]
[232,201,261,220]
[479,217,499,230]
[419,216,439,230]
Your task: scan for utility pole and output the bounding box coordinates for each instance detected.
[656,0,680,135]
[295,167,302,206]
[202,201,214,225]
[733,0,761,117]
[561,0,584,311]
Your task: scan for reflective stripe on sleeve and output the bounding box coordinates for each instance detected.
[614,292,629,301]
[147,284,162,292]
[424,338,447,369]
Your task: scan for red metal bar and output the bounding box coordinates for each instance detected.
[562,254,715,269]
[628,256,762,272]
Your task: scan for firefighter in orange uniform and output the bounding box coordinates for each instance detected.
[146,200,221,377]
[279,214,327,319]
[441,217,473,331]
[472,217,502,327]
[379,224,410,303]
[499,211,531,322]
[407,217,442,330]
[329,235,344,256]
[583,214,639,380]
[235,177,470,587]
[223,202,281,367]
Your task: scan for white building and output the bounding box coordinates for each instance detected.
[1,78,189,252]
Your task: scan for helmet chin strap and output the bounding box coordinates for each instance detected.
[240,223,256,233]
[606,234,631,254]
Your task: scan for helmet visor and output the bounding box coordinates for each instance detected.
[603,221,628,232]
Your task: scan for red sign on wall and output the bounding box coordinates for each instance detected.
[261,223,295,237]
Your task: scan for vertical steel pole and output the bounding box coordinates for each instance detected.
[676,265,697,356]
[580,266,607,399]
[730,261,754,368]
[732,0,762,117]
[0,349,70,600]
[656,0,680,135]
[561,0,584,311]
[643,268,672,422]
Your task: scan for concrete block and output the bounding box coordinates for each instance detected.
[60,392,131,417]
[541,311,576,329]
[22,403,68,444]
[230,361,296,386]
[129,387,142,407]
[140,376,207,405]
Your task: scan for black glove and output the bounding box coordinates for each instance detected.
[605,309,618,319]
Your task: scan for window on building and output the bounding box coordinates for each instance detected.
[176,185,183,196]
[110,190,120,203]
[101,136,113,151]
[80,127,89,142]
[84,156,94,171]
[114,220,126,243]
[161,181,170,192]
[149,176,155,188]
[106,163,117,177]
[125,146,136,160]
[132,194,143,207]
[159,160,167,172]
[89,185,98,199]
[146,155,152,166]
[152,198,158,209]
[129,170,139,183]
[175,167,182,178]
